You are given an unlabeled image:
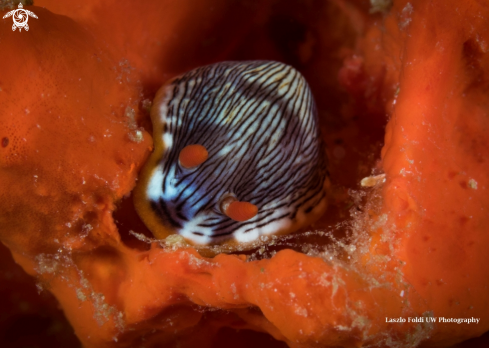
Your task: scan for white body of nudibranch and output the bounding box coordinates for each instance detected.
[134,61,329,245]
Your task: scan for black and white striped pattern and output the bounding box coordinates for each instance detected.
[145,61,328,244]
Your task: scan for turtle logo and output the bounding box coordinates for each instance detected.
[3,3,38,32]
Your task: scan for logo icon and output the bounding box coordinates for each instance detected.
[3,3,38,32]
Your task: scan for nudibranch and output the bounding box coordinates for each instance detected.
[134,61,329,245]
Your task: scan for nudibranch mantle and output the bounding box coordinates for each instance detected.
[134,61,329,245]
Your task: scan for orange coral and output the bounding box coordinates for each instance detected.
[1,0,489,347]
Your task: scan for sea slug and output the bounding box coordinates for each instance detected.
[134,61,329,245]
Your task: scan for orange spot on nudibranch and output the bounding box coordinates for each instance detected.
[225,201,258,222]
[179,144,208,169]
